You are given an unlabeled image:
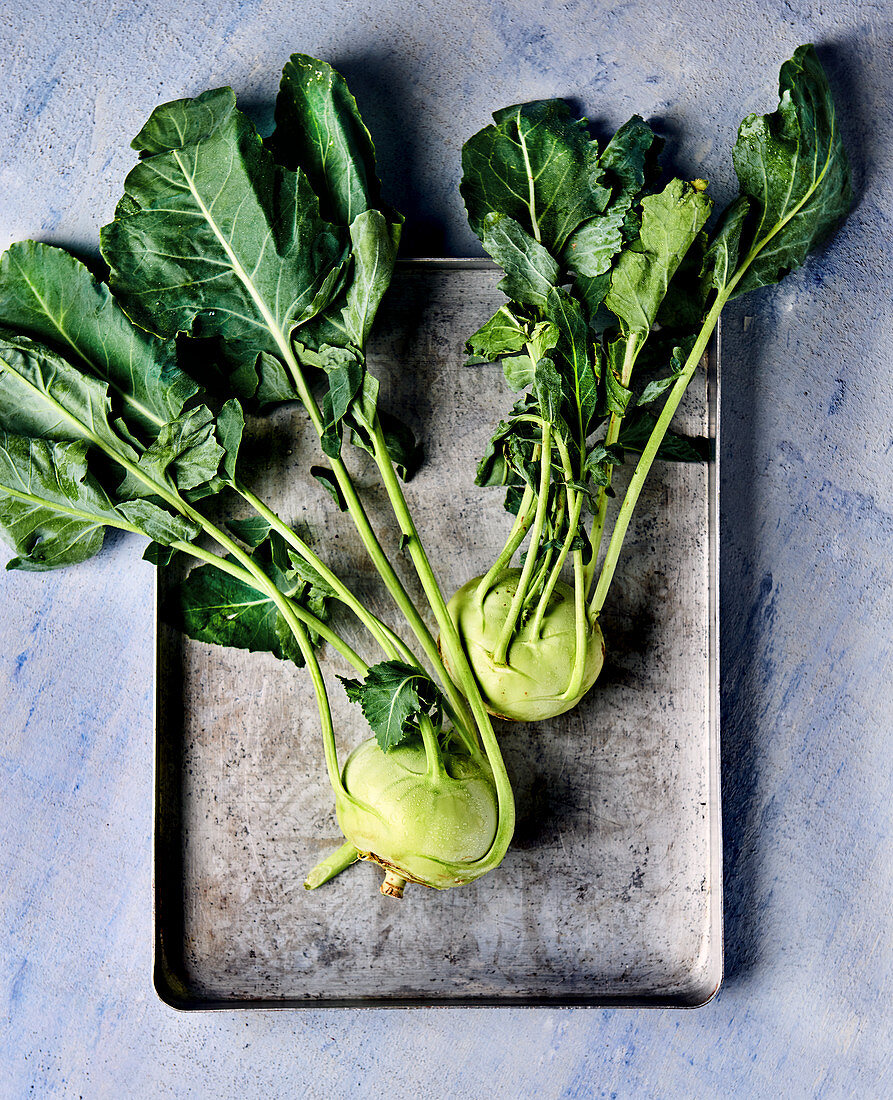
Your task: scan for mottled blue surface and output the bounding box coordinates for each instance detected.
[1,1,891,1096]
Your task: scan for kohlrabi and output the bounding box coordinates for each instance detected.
[448,45,850,723]
[0,54,515,899]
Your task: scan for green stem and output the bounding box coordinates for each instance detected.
[523,541,554,613]
[368,416,515,875]
[282,344,482,754]
[304,841,359,890]
[530,431,581,637]
[585,331,641,597]
[492,419,552,666]
[235,483,414,665]
[589,294,725,618]
[419,712,447,781]
[561,548,589,701]
[282,344,443,656]
[474,482,535,606]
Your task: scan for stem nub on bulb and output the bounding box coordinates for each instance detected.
[381,870,408,899]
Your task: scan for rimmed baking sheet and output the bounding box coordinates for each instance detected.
[154,259,721,1008]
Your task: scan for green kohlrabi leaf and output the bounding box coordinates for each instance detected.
[497,318,559,392]
[172,562,308,666]
[461,99,606,254]
[465,305,528,362]
[637,338,697,406]
[313,345,364,458]
[339,209,402,350]
[100,87,347,371]
[214,398,244,482]
[376,410,422,482]
[603,336,634,417]
[0,330,127,453]
[502,354,536,392]
[584,440,625,488]
[561,116,658,279]
[339,660,444,752]
[598,116,662,213]
[0,434,123,570]
[285,549,339,599]
[605,178,713,335]
[268,54,381,227]
[0,433,196,571]
[545,287,599,436]
[721,44,851,297]
[533,356,563,424]
[116,404,225,498]
[619,411,710,462]
[310,465,347,511]
[481,214,560,309]
[0,241,199,440]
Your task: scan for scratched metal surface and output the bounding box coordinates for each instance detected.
[154,261,720,1006]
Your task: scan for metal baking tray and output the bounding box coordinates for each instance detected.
[154,259,721,1008]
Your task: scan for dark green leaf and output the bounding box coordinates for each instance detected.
[377,409,422,481]
[533,356,563,424]
[729,45,851,296]
[253,351,299,407]
[268,54,381,226]
[461,99,605,253]
[116,498,199,544]
[606,178,712,334]
[172,562,306,666]
[562,116,661,280]
[337,209,402,350]
[619,411,710,462]
[311,465,347,511]
[637,338,696,406]
[227,515,273,548]
[0,435,118,570]
[599,115,662,210]
[466,305,528,362]
[339,660,442,752]
[0,242,200,440]
[545,287,599,434]
[116,404,224,498]
[0,330,129,455]
[101,88,347,360]
[603,336,634,416]
[215,398,244,482]
[285,549,338,599]
[480,214,560,308]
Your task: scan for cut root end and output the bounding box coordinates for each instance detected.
[380,870,408,898]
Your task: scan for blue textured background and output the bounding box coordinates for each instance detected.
[1,1,891,1096]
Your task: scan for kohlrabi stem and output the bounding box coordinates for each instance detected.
[304,841,359,890]
[491,419,552,667]
[235,483,415,665]
[585,331,642,598]
[418,712,447,781]
[474,482,535,607]
[523,543,554,612]
[367,416,515,873]
[562,548,589,701]
[589,294,725,618]
[530,431,579,635]
[281,344,482,747]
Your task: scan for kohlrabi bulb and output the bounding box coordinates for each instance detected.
[445,569,605,722]
[335,738,498,897]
